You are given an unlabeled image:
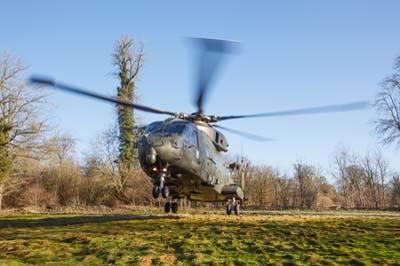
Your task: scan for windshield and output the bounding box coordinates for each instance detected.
[164,122,187,134]
[144,121,163,134]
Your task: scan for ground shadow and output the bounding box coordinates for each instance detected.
[0,214,179,228]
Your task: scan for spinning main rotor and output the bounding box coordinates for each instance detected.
[30,38,368,141]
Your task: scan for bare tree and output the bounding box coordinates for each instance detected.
[246,166,270,205]
[390,174,400,207]
[333,148,365,208]
[293,162,320,209]
[277,176,292,208]
[333,147,393,209]
[374,55,400,147]
[0,52,47,209]
[373,150,390,207]
[375,150,389,207]
[82,125,120,205]
[344,161,366,209]
[46,132,76,167]
[333,149,352,208]
[96,123,119,174]
[362,153,379,208]
[271,173,292,209]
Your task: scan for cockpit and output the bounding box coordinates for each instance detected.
[139,120,200,166]
[144,121,190,136]
[143,121,163,134]
[164,122,187,135]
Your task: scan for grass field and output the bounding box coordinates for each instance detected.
[0,210,399,265]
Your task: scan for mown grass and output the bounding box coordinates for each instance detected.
[0,211,399,265]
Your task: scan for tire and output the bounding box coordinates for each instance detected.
[234,203,240,215]
[226,204,232,215]
[162,186,169,198]
[171,202,178,213]
[164,202,171,213]
[152,186,160,199]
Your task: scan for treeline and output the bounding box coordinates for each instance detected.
[243,150,400,210]
[2,136,399,210]
[2,132,154,209]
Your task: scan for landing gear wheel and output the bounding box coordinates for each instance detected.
[164,202,171,213]
[226,204,232,215]
[234,203,240,215]
[152,186,160,199]
[171,202,178,213]
[161,186,169,198]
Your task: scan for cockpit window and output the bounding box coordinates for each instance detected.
[144,121,163,134]
[191,130,199,148]
[164,122,187,134]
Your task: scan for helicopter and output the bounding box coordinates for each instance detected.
[30,38,368,215]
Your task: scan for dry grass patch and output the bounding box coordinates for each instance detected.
[138,255,153,266]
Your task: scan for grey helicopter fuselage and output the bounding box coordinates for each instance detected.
[138,117,244,202]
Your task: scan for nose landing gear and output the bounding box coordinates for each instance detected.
[152,186,160,198]
[159,174,169,199]
[161,186,169,198]
[152,174,169,199]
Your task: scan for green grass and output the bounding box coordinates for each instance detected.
[0,211,399,265]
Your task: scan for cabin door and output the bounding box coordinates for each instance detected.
[201,158,216,185]
[187,129,201,171]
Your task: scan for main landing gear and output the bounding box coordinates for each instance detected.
[164,201,178,214]
[226,197,240,215]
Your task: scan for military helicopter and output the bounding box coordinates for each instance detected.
[30,38,368,215]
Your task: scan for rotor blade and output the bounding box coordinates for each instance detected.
[215,101,369,121]
[190,37,240,114]
[29,76,177,116]
[213,125,275,142]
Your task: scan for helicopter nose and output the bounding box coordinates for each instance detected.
[146,146,157,165]
[138,135,154,166]
[149,135,183,161]
[138,134,163,165]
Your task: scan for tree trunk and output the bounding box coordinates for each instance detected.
[381,178,386,207]
[0,183,4,210]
